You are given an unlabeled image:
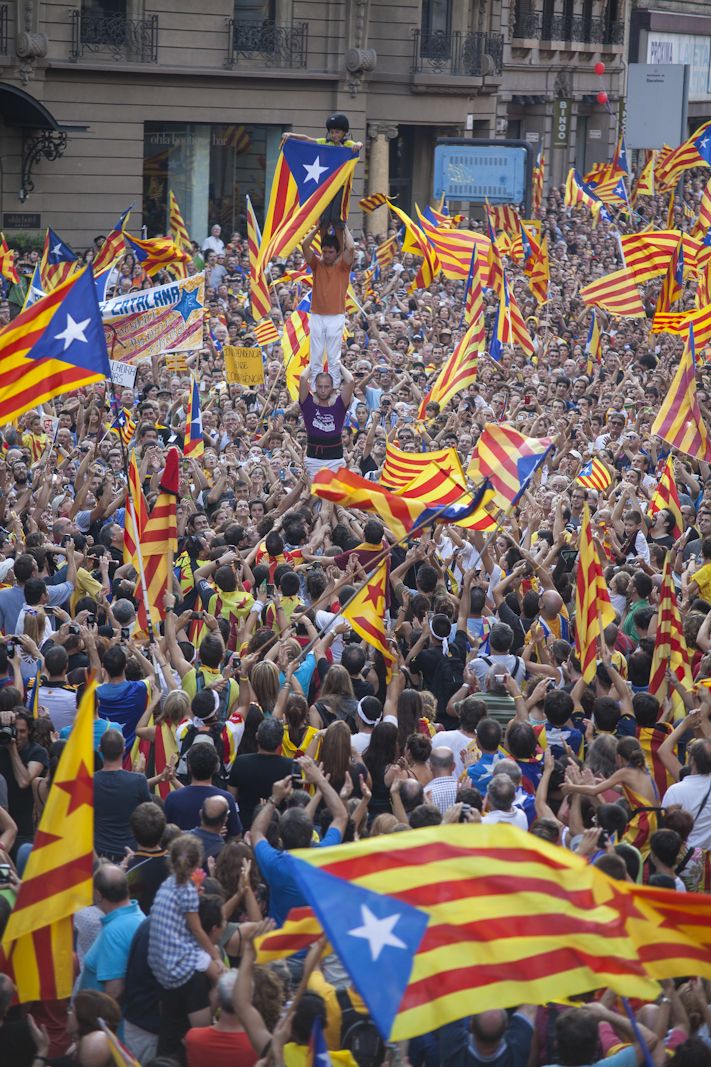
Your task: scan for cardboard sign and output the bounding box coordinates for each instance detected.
[40,415,59,438]
[109,359,138,388]
[224,346,264,386]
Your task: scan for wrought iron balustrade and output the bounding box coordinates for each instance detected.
[70,9,158,62]
[412,29,504,76]
[226,19,308,67]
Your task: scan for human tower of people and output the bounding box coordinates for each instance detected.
[1,110,711,1067]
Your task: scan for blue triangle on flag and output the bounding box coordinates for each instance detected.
[26,268,111,378]
[282,140,356,205]
[287,854,428,1039]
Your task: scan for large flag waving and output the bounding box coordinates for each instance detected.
[124,233,192,277]
[40,227,78,292]
[468,424,554,510]
[418,318,481,418]
[381,442,466,491]
[246,193,272,321]
[575,504,616,682]
[311,468,427,541]
[652,327,711,461]
[259,140,358,268]
[1,680,96,1000]
[648,555,692,715]
[0,266,110,425]
[341,560,394,672]
[580,267,646,318]
[656,120,711,188]
[137,447,179,628]
[168,190,191,251]
[648,455,683,539]
[92,203,132,277]
[286,824,711,1041]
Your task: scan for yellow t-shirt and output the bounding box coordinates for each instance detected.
[308,970,367,1052]
[693,561,711,602]
[70,567,103,613]
[181,664,238,712]
[285,1044,357,1067]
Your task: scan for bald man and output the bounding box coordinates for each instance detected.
[79,863,143,999]
[440,1004,536,1067]
[189,795,231,864]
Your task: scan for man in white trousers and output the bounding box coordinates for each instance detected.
[302,224,354,389]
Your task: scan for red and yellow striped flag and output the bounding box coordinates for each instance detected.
[467,424,554,511]
[359,192,391,213]
[124,233,192,278]
[417,319,481,418]
[168,190,191,252]
[375,233,399,270]
[282,294,311,400]
[575,505,616,683]
[415,207,491,283]
[388,203,440,290]
[648,455,683,539]
[651,328,711,462]
[341,560,394,670]
[0,234,19,285]
[576,457,612,493]
[382,441,465,491]
[311,467,427,541]
[632,152,655,204]
[124,450,148,567]
[1,680,96,1001]
[652,303,711,347]
[137,448,179,628]
[246,194,272,322]
[254,316,280,347]
[580,267,646,318]
[648,555,692,719]
[290,824,711,1042]
[532,150,545,216]
[488,204,520,234]
[256,906,323,963]
[654,235,685,317]
[693,177,711,239]
[620,230,701,284]
[40,227,78,293]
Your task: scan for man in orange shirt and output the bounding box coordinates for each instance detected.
[303,223,354,390]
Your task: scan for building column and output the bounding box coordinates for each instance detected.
[365,123,397,236]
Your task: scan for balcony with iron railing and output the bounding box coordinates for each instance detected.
[225,19,308,68]
[69,8,158,62]
[412,29,504,78]
[512,10,542,41]
[541,13,625,46]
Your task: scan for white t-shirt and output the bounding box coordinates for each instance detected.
[663,775,711,849]
[470,652,526,688]
[351,714,396,756]
[482,808,529,830]
[431,729,479,777]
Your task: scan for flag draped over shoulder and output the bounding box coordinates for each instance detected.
[648,555,692,714]
[651,328,711,462]
[1,680,96,1001]
[137,448,179,628]
[418,318,481,417]
[648,455,683,539]
[468,424,554,510]
[575,504,616,683]
[311,468,427,541]
[259,140,358,268]
[0,266,110,425]
[286,824,711,1042]
[341,560,394,670]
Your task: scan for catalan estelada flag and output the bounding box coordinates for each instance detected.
[532,149,545,216]
[285,824,711,1041]
[381,441,465,491]
[417,318,480,418]
[282,292,311,400]
[26,667,40,719]
[253,316,280,347]
[259,140,358,268]
[109,407,136,447]
[576,505,616,682]
[694,177,711,239]
[1,680,96,1000]
[0,265,110,425]
[632,152,655,204]
[490,270,535,360]
[468,424,554,510]
[415,206,491,283]
[398,469,497,531]
[585,311,603,374]
[462,243,485,333]
[341,560,394,670]
[246,194,272,322]
[648,555,692,717]
[22,263,45,312]
[648,455,683,539]
[656,119,711,189]
[168,190,191,251]
[256,906,324,963]
[655,235,685,317]
[40,227,78,292]
[311,468,427,541]
[652,327,711,461]
[620,230,701,284]
[124,450,148,568]
[564,170,608,223]
[359,192,390,213]
[92,203,132,277]
[137,447,179,629]
[580,267,646,318]
[0,234,19,285]
[124,233,192,277]
[576,457,612,493]
[184,374,204,458]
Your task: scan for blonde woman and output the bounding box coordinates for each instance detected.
[132,689,188,798]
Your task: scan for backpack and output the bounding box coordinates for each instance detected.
[176,726,226,784]
[478,654,523,682]
[194,668,231,723]
[336,988,384,1067]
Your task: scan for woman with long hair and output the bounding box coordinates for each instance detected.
[316,720,370,797]
[235,704,264,756]
[250,660,280,716]
[55,988,121,1065]
[281,694,319,760]
[396,688,434,753]
[363,721,400,818]
[310,664,356,729]
[132,688,188,799]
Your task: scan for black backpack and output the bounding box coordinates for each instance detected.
[194,668,231,723]
[336,988,384,1067]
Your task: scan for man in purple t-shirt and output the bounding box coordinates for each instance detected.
[299,367,354,479]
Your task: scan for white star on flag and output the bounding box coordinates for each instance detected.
[348,903,407,962]
[55,314,91,351]
[303,155,328,184]
[51,242,64,258]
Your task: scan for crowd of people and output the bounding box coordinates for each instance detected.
[1,122,711,1067]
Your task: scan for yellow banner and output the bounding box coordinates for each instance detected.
[224,346,264,386]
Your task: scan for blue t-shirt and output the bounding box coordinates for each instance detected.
[79,900,144,990]
[543,1048,637,1067]
[60,716,124,752]
[255,826,343,927]
[96,679,150,750]
[279,652,316,701]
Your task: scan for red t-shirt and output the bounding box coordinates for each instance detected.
[185,1026,258,1067]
